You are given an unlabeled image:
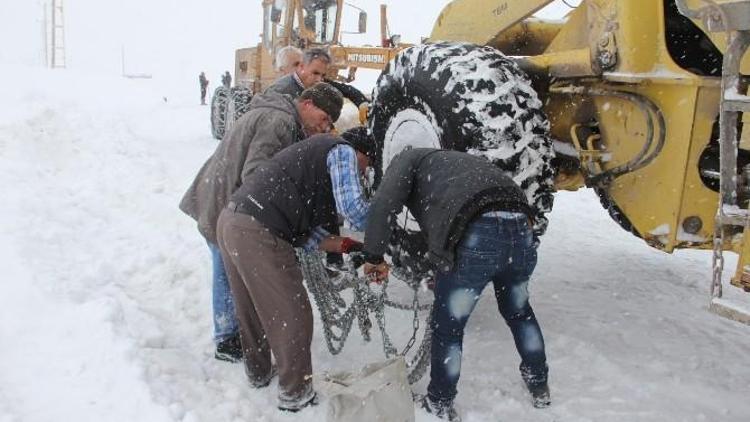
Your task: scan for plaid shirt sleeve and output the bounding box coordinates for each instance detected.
[327,145,370,232]
[302,226,331,252]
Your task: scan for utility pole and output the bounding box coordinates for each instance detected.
[50,0,66,68]
[42,2,49,67]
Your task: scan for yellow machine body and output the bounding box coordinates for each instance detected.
[431,0,750,289]
[235,0,402,95]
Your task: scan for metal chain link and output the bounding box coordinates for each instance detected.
[400,285,421,356]
[297,249,433,383]
[711,214,725,299]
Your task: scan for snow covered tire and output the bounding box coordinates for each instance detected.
[224,87,253,136]
[369,42,555,236]
[210,86,229,140]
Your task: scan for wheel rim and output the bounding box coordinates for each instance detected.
[382,109,441,172]
[381,109,441,232]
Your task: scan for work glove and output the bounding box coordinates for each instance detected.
[358,102,369,124]
[340,237,363,254]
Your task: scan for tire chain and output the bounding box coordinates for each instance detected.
[296,249,433,383]
[711,216,725,299]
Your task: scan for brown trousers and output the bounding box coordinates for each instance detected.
[216,208,313,402]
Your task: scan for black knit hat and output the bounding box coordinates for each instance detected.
[341,126,376,160]
[299,82,344,122]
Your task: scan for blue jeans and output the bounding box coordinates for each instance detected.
[207,241,239,342]
[427,213,548,405]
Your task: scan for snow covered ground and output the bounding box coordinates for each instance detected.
[2,65,750,422]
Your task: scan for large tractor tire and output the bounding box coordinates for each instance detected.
[369,42,555,256]
[224,87,253,136]
[210,86,229,140]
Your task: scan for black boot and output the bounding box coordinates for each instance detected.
[418,395,461,422]
[521,363,551,408]
[527,382,551,408]
[278,391,318,412]
[214,335,242,363]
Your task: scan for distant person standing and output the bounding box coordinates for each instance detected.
[199,72,209,105]
[222,71,232,89]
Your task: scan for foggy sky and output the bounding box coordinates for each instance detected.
[0,0,577,84]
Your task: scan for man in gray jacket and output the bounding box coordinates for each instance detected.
[179,83,343,362]
[363,149,550,421]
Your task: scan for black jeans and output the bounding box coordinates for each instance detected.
[428,212,548,404]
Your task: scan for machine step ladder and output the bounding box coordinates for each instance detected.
[684,0,750,323]
[50,0,66,69]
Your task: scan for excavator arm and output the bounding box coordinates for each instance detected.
[429,0,555,44]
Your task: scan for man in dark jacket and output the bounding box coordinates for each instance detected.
[267,48,369,107]
[217,133,374,412]
[363,149,550,421]
[267,48,329,98]
[199,72,209,105]
[179,83,343,362]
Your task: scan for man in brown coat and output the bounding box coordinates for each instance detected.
[179,83,343,362]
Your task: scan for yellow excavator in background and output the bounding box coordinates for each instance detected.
[366,0,749,322]
[211,0,403,139]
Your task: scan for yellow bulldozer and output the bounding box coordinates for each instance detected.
[365,0,750,322]
[210,0,405,139]
[219,0,750,321]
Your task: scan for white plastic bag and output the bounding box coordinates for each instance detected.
[316,357,415,422]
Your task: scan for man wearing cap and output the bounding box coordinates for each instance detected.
[179,83,343,363]
[216,129,376,412]
[268,48,369,268]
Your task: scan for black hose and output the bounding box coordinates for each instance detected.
[551,85,667,187]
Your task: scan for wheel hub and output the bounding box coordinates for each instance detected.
[382,109,441,172]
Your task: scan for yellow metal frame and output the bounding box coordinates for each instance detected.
[236,0,402,94]
[430,0,555,45]
[430,0,748,257]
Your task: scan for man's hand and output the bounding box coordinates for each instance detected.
[319,236,362,254]
[363,262,389,284]
[340,237,363,254]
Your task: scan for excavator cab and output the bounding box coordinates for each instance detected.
[213,0,401,141]
[300,0,340,44]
